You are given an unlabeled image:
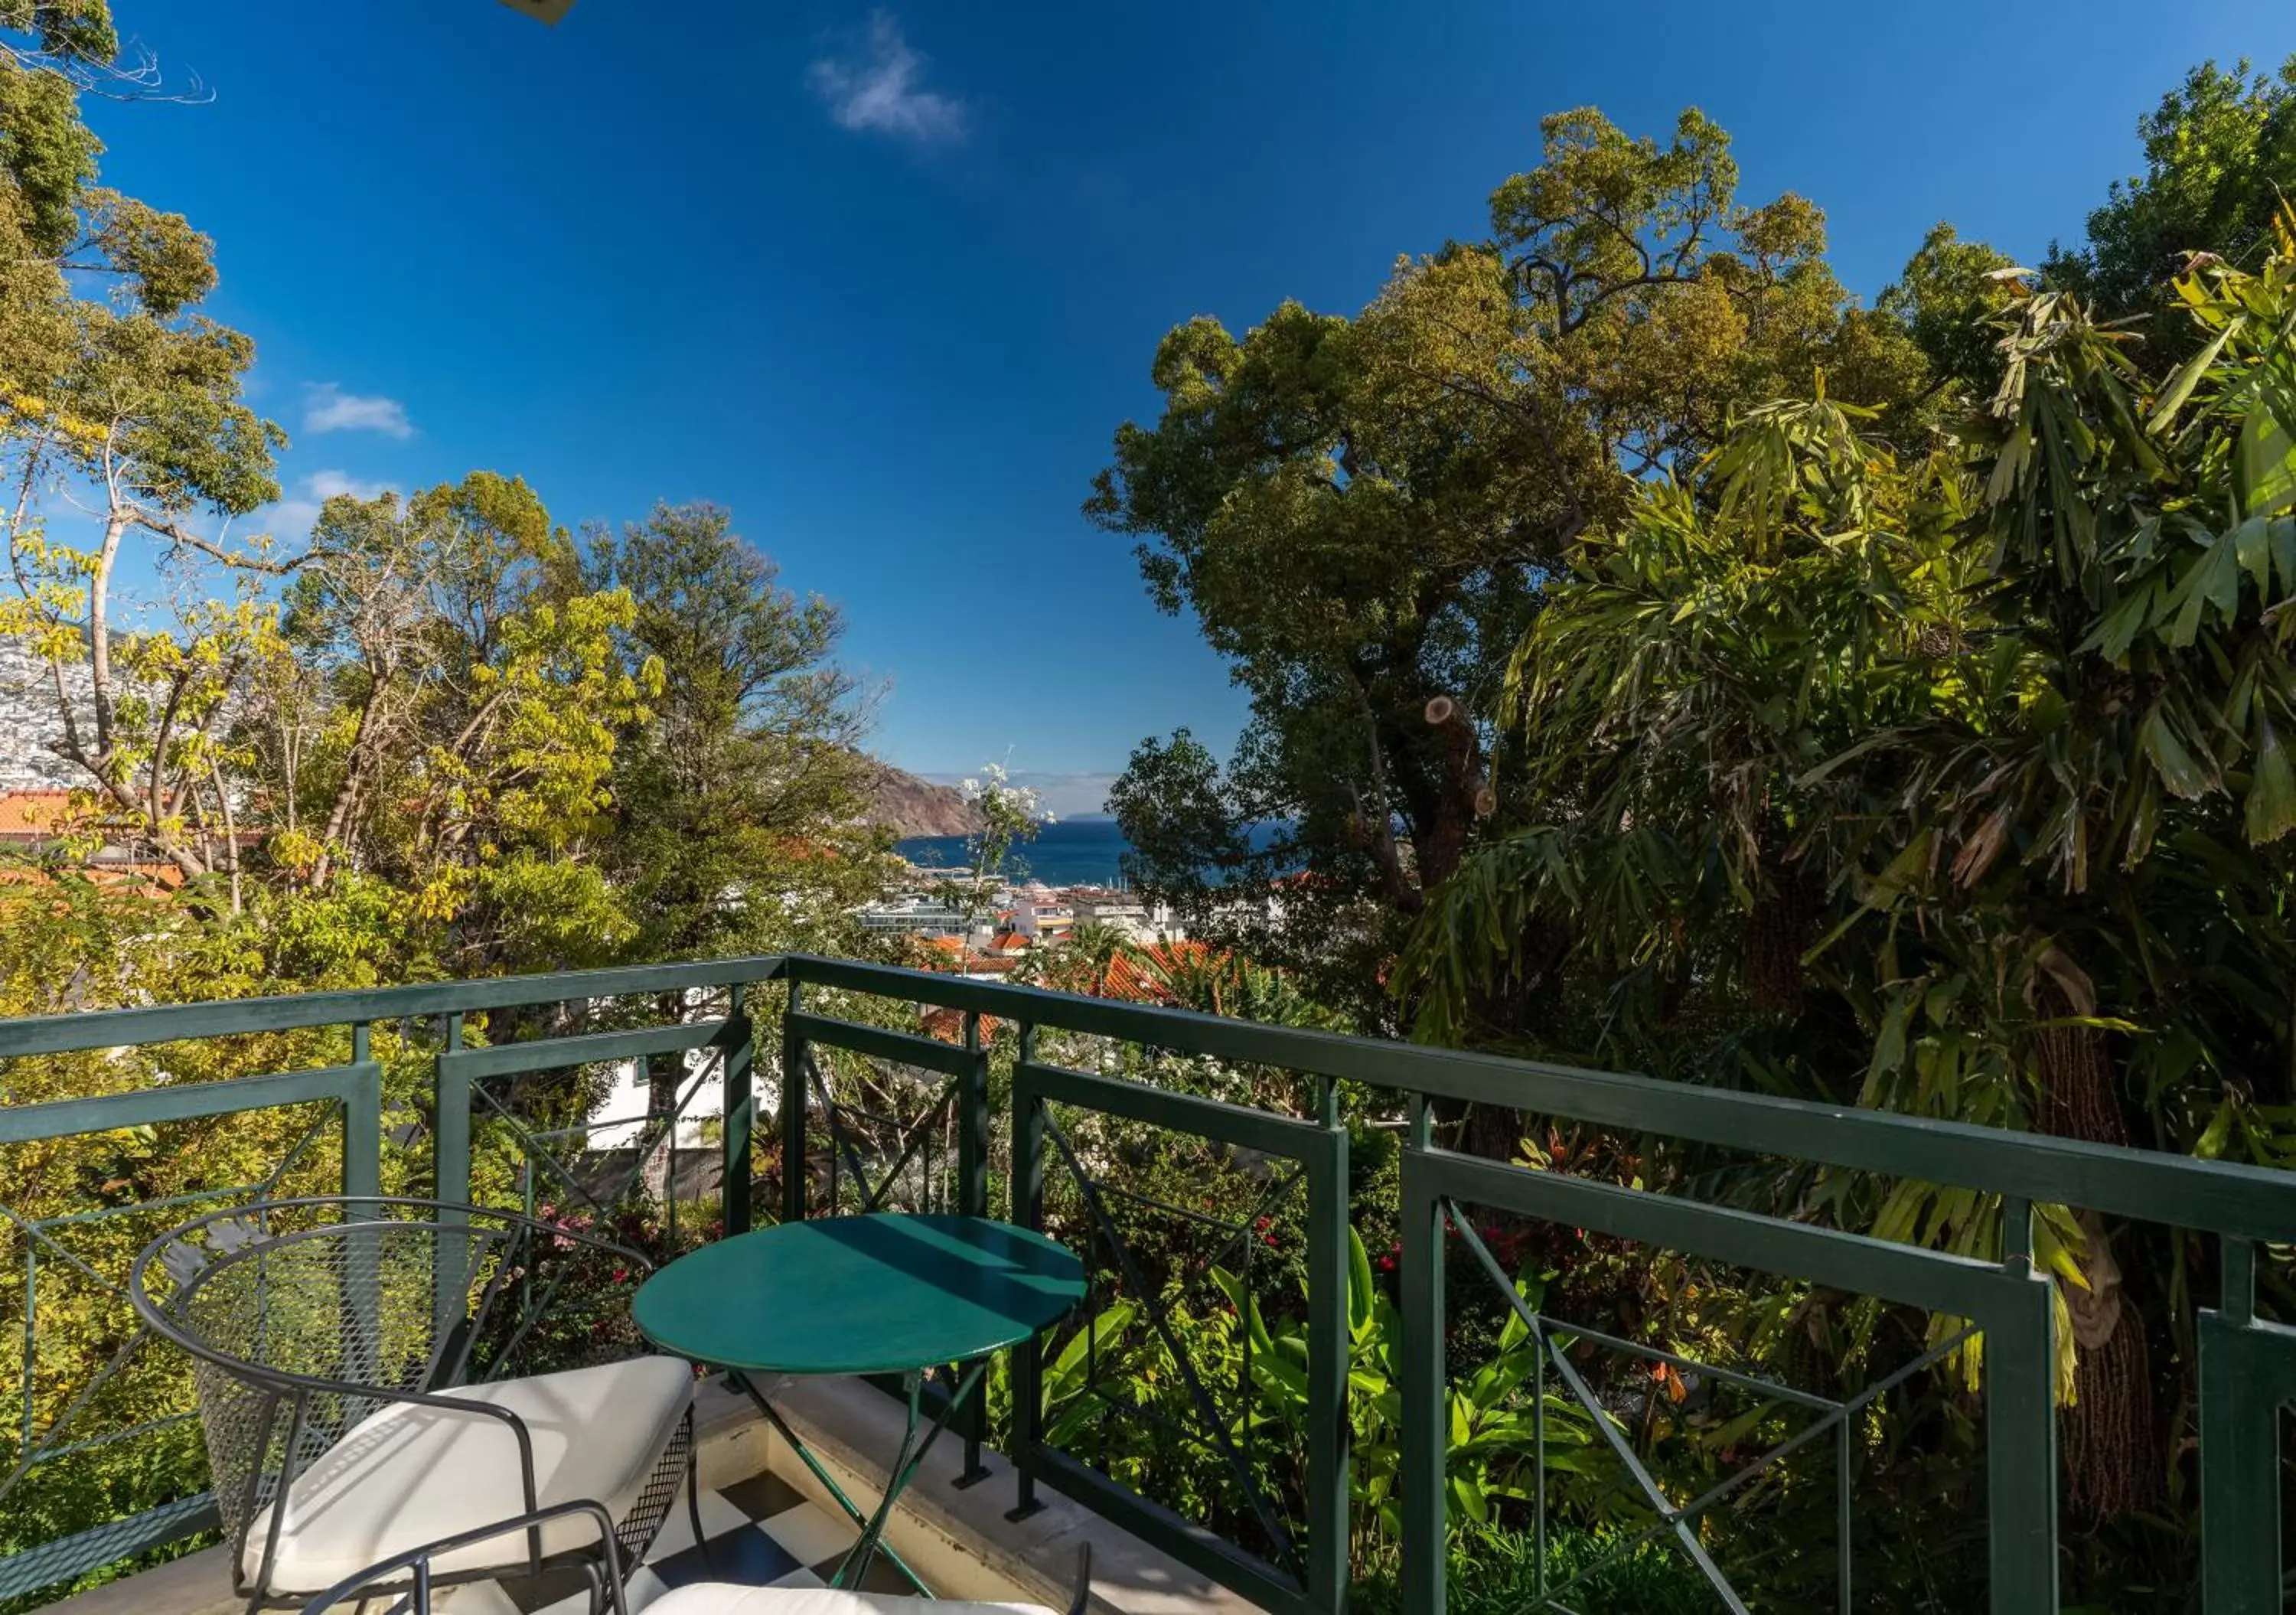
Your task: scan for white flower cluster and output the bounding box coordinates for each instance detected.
[960,761,1055,824]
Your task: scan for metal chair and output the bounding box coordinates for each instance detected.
[295,1500,1095,1615]
[131,1196,703,1614]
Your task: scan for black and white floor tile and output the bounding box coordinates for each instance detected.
[443,1473,918,1615]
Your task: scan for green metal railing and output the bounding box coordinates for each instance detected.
[4,951,2294,1612]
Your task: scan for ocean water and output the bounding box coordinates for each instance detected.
[895,818,1294,889]
[896,817,1134,887]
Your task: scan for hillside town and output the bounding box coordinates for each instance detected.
[858,856,1189,975]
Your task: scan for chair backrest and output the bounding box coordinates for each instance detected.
[130,1196,658,1563]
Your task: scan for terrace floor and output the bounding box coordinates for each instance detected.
[452,1467,912,1615]
[39,1372,1264,1615]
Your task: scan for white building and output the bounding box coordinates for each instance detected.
[585,1042,729,1150]
[1069,887,1186,945]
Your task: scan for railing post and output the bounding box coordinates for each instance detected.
[344,1023,380,1202]
[2200,1237,2290,1613]
[1398,1098,1444,1615]
[781,973,807,1224]
[343,1024,384,1385]
[957,1010,988,1219]
[435,1012,471,1344]
[955,1008,991,1487]
[1006,1021,1045,1521]
[1984,1245,2059,1613]
[1305,1076,1349,1615]
[722,986,754,1238]
[436,1013,470,1208]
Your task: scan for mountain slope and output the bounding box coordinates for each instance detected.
[860,760,981,838]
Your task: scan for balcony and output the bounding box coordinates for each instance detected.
[3,953,2292,1615]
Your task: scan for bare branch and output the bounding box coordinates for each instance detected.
[0,37,211,105]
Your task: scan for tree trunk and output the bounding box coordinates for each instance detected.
[2032,953,2161,1521]
[311,683,386,887]
[1744,865,1820,1019]
[641,989,684,1207]
[1417,693,1483,889]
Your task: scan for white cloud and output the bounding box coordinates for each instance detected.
[266,469,397,539]
[302,383,414,439]
[306,469,394,502]
[807,12,967,146]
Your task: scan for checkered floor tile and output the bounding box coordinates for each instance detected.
[442,1473,917,1614]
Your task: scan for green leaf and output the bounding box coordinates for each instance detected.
[2139,705,2212,799]
[2239,402,2296,519]
[1697,1399,1787,1451]
[2167,537,2242,646]
[1252,1350,1311,1403]
[2147,315,2242,431]
[2194,1098,2237,1162]
[1346,1225,1374,1336]
[1864,993,1911,1102]
[2247,715,2296,843]
[2236,515,2275,602]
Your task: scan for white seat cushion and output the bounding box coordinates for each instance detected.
[651,1593,1054,1615]
[242,1355,693,1592]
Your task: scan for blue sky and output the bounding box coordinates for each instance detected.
[86,0,2296,815]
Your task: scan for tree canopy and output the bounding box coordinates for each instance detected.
[1094,106,1937,1019]
[2050,56,2296,338]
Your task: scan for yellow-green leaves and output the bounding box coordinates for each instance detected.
[2143,309,2240,433]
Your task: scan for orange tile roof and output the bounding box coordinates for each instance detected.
[105,862,188,890]
[0,790,73,839]
[1098,941,1217,1003]
[0,861,182,893]
[921,1006,1003,1044]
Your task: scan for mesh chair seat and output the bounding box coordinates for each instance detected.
[243,1354,693,1592]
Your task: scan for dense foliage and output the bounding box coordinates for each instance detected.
[1103,54,2296,1610]
[1094,106,1945,1024]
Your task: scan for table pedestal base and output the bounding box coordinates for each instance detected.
[731,1362,987,1594]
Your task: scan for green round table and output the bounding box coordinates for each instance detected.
[634,1214,1085,1589]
